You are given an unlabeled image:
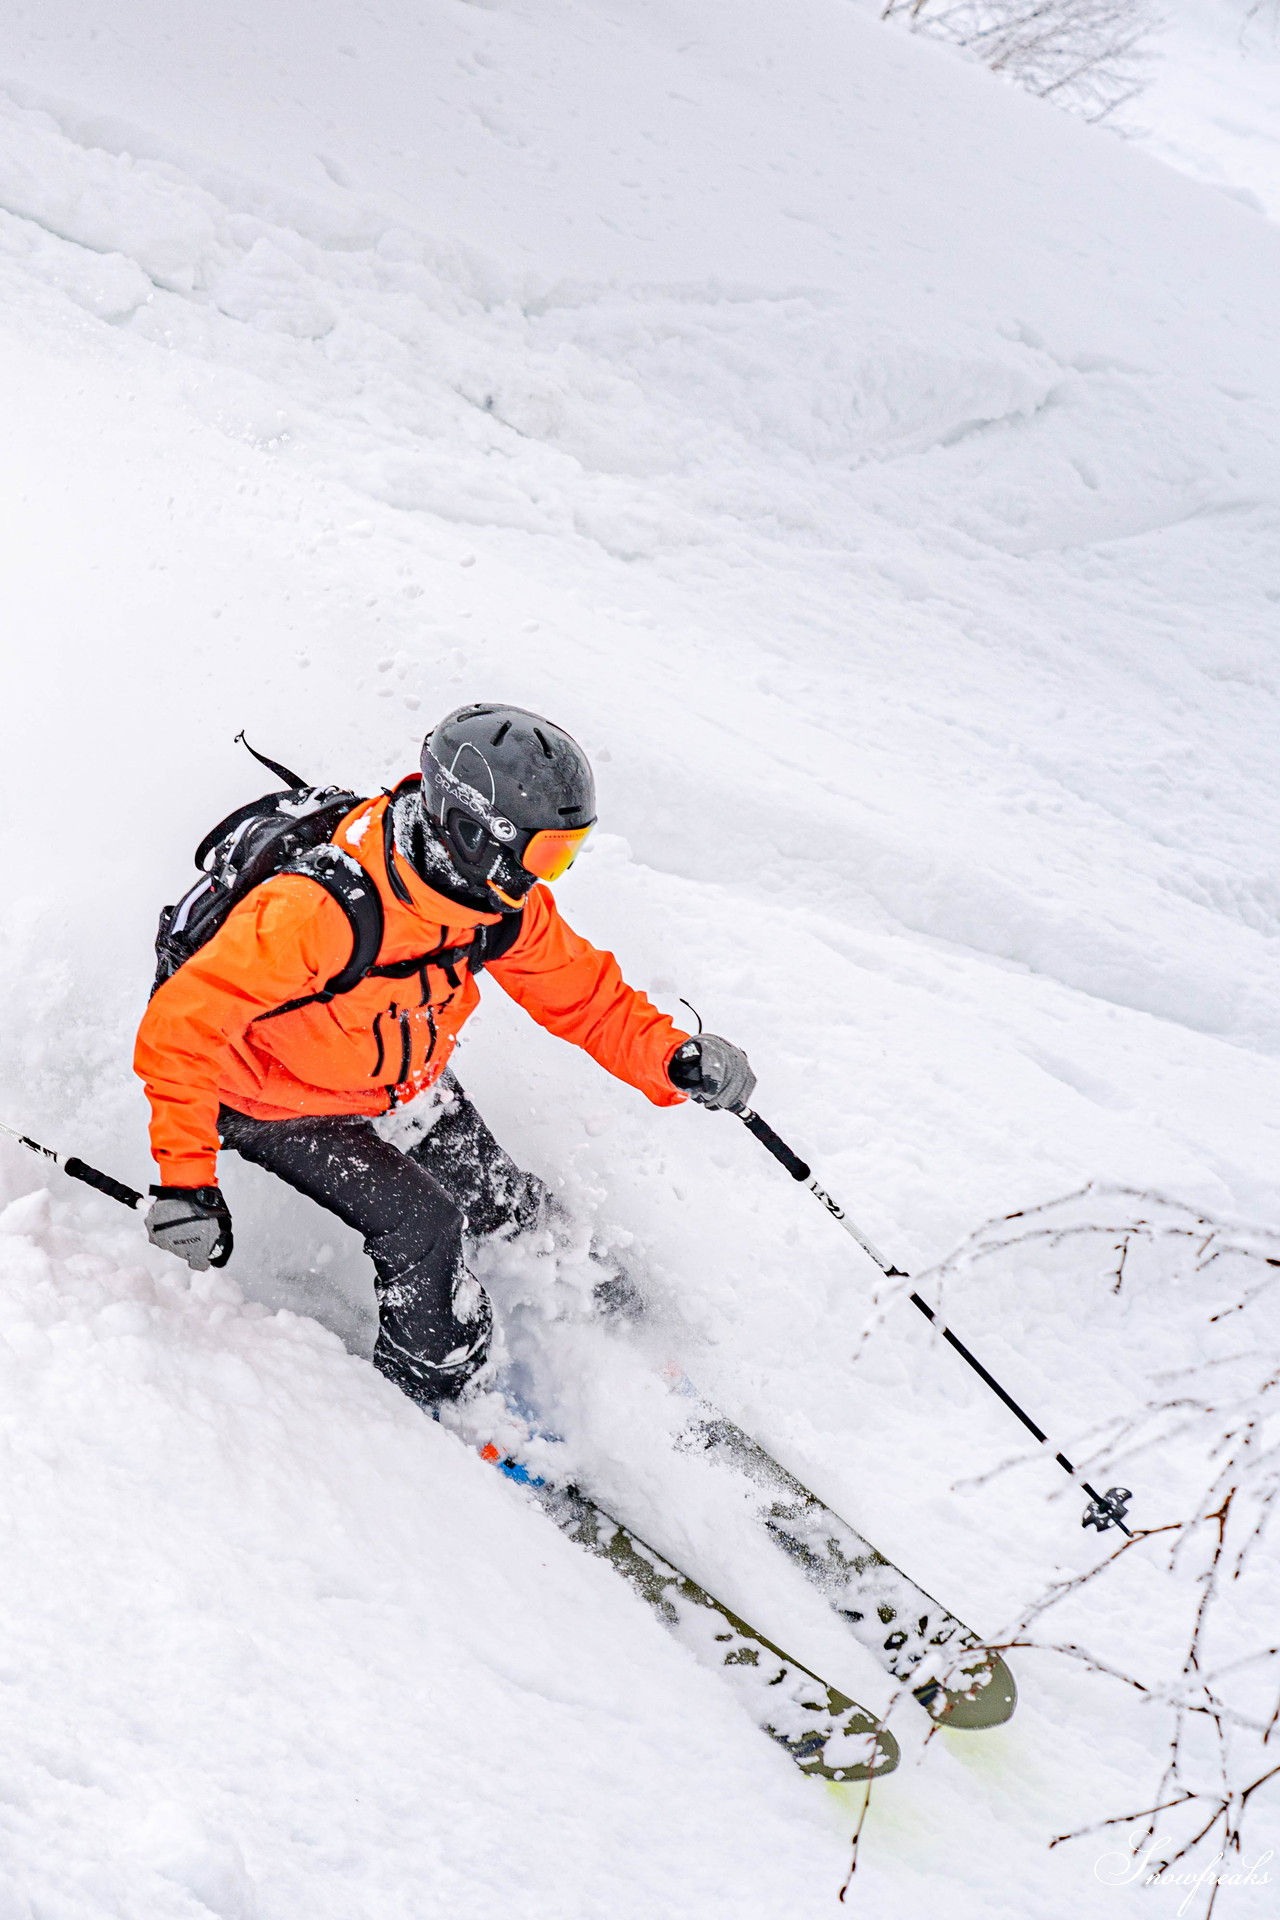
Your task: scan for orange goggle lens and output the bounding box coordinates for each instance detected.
[522,823,593,881]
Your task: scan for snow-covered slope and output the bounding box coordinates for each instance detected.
[1141,0,1280,219]
[0,2,1277,1914]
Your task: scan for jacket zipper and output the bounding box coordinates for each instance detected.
[397,1010,412,1086]
[371,1008,388,1080]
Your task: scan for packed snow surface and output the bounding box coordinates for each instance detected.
[0,1,1278,1915]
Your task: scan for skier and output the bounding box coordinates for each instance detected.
[134,703,755,1405]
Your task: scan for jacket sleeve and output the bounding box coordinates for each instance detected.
[133,877,356,1186]
[485,886,690,1106]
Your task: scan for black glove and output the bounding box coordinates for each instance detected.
[146,1186,234,1271]
[668,1035,756,1112]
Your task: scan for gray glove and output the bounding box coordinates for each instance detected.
[146,1186,233,1271]
[668,1035,757,1112]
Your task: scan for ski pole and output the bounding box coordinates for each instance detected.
[732,1105,1133,1536]
[0,1119,148,1212]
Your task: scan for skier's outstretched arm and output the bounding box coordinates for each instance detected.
[485,885,752,1109]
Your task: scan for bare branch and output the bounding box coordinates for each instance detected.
[881,0,1159,123]
[866,1185,1280,1916]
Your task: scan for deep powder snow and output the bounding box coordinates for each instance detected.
[0,3,1277,1916]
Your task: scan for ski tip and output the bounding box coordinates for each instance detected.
[915,1653,1018,1730]
[782,1703,900,1783]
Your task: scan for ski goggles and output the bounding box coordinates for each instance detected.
[521,822,594,881]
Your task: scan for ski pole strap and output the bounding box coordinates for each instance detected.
[734,1107,811,1182]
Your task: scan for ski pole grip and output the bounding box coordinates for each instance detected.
[63,1157,146,1212]
[736,1109,812,1183]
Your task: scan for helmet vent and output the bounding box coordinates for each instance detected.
[559,805,583,817]
[491,720,511,746]
[533,728,554,758]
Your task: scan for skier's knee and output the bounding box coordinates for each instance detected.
[363,1179,463,1278]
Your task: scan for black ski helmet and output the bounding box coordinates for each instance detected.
[420,703,597,910]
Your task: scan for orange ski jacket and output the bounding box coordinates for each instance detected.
[135,792,690,1186]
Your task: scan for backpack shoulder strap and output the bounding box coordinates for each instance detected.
[250,850,523,1025]
[253,846,385,1021]
[471,908,525,973]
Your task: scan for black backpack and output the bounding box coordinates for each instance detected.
[152,736,518,1016]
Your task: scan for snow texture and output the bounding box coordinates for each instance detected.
[1140,0,1280,219]
[0,0,1277,1914]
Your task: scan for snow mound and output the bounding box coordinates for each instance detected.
[0,1186,862,1918]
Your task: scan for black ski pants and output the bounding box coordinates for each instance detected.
[218,1074,544,1401]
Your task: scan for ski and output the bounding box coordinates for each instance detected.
[477,1440,899,1783]
[680,1404,1016,1729]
